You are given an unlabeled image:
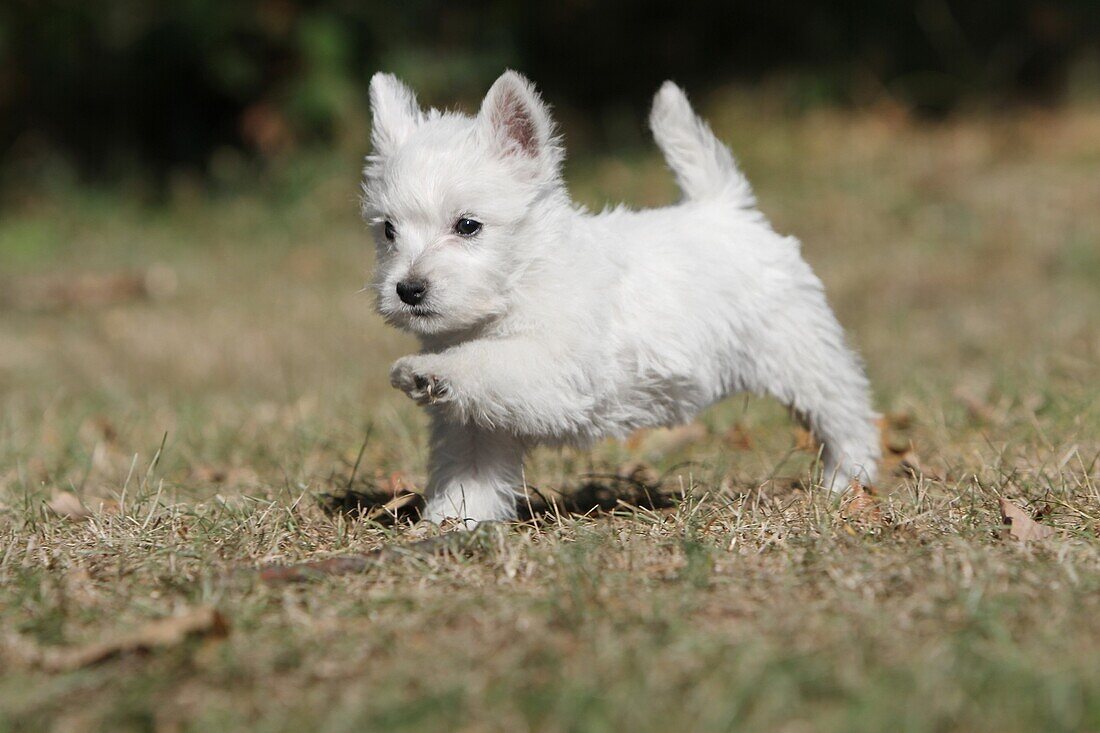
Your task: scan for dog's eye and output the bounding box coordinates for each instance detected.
[454,218,482,237]
[383,221,396,241]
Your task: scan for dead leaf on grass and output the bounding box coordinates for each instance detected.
[46,492,119,520]
[37,606,228,672]
[841,484,883,525]
[999,498,1055,542]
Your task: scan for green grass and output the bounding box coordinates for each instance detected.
[1,99,1099,732]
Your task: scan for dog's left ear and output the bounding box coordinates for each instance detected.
[479,71,559,178]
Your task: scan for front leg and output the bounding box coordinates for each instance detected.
[390,339,598,440]
[423,416,525,526]
[390,354,453,406]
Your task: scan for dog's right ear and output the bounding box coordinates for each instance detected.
[478,71,561,182]
[369,73,422,156]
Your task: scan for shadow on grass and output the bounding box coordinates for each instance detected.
[319,471,679,526]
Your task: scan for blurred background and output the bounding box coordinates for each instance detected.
[2,0,1099,200]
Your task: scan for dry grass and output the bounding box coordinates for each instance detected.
[1,99,1099,732]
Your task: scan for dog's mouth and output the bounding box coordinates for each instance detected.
[405,305,438,319]
[381,302,441,332]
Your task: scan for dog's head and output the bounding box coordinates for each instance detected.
[361,71,562,336]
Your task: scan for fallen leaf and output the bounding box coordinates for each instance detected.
[46,492,86,519]
[999,498,1055,542]
[46,492,118,520]
[37,606,228,672]
[841,484,883,524]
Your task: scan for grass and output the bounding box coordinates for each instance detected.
[1,97,1099,732]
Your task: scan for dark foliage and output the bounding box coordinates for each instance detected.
[1,0,1096,185]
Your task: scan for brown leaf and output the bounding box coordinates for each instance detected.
[46,492,86,519]
[46,492,118,520]
[841,484,883,524]
[999,498,1055,542]
[38,606,228,672]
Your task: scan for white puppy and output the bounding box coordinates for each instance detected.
[361,70,879,524]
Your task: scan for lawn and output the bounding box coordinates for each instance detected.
[1,97,1099,732]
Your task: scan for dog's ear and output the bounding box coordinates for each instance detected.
[478,71,559,176]
[369,73,422,157]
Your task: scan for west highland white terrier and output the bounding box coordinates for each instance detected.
[361,70,880,524]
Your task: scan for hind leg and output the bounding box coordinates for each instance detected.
[797,384,880,492]
[751,309,880,491]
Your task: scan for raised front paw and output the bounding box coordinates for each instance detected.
[390,356,453,406]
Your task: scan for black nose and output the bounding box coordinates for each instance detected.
[396,279,428,305]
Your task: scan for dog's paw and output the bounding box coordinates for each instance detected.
[390,356,453,406]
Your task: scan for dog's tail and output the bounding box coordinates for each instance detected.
[649,81,755,208]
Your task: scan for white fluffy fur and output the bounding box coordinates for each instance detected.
[362,71,880,525]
